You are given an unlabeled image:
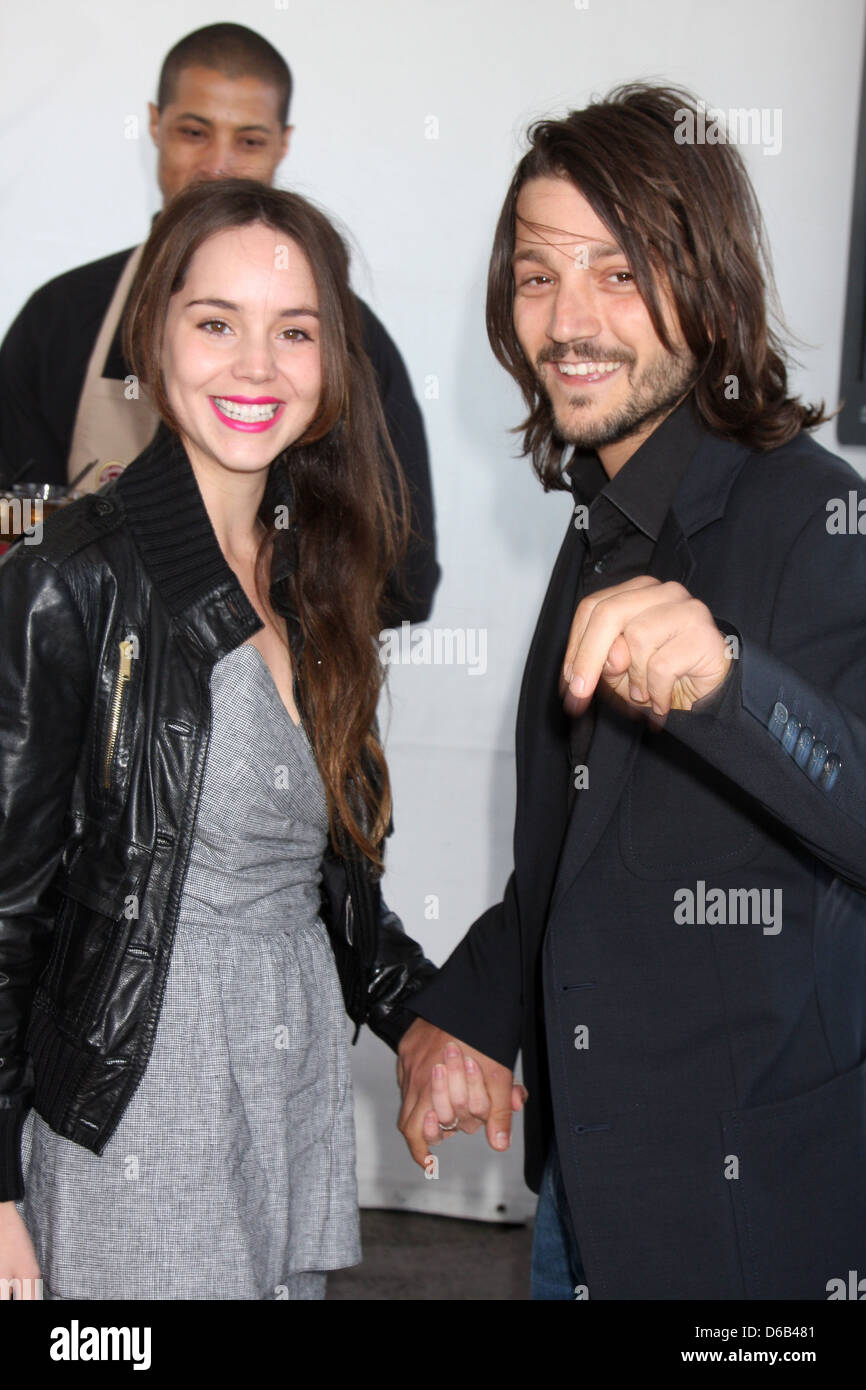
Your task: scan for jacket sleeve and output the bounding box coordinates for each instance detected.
[665,499,866,892]
[361,883,439,1051]
[403,868,524,1070]
[0,545,90,1200]
[0,290,68,487]
[319,841,439,1053]
[355,297,441,625]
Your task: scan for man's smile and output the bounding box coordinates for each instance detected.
[549,360,624,384]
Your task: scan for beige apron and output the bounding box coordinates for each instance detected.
[67,243,159,492]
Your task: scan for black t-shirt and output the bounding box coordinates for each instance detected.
[0,244,440,624]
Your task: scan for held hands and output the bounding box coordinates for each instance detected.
[561,576,732,721]
[397,1018,528,1166]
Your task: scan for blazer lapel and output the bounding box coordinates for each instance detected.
[513,518,583,929]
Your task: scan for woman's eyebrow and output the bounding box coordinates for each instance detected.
[185,298,320,317]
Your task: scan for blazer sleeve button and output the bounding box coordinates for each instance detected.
[818,752,841,792]
[769,701,789,739]
[806,741,829,782]
[793,726,816,769]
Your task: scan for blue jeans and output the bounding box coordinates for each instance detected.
[530,1137,588,1299]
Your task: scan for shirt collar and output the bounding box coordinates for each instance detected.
[566,394,705,543]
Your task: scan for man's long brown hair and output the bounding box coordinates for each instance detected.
[487,83,828,490]
[124,179,407,868]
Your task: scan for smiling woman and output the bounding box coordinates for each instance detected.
[0,177,437,1300]
[122,179,406,854]
[160,224,324,489]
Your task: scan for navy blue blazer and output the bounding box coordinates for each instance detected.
[409,419,866,1299]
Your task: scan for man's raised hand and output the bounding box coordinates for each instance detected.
[561,575,732,720]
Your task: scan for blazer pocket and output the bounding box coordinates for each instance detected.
[720,1056,866,1299]
[619,725,768,879]
[34,834,151,1039]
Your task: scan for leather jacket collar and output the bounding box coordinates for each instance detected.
[112,423,302,663]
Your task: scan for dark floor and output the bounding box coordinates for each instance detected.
[326,1208,533,1300]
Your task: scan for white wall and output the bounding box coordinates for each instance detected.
[3,0,864,1224]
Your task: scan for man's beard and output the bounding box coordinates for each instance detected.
[537,345,699,452]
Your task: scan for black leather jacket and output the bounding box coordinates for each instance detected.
[0,428,436,1202]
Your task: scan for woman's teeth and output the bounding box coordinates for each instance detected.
[213,398,280,421]
[556,361,621,377]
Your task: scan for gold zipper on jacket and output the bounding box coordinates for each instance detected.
[103,637,134,789]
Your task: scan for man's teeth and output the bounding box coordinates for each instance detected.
[556,361,621,377]
[214,398,280,422]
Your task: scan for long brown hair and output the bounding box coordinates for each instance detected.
[487,82,829,491]
[123,178,407,868]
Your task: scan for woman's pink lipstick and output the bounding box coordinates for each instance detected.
[209,396,286,433]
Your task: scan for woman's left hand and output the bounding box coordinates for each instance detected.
[421,1042,528,1146]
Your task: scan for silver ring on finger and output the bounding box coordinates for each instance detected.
[438,1118,459,1132]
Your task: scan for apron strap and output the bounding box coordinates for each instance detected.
[67,243,159,490]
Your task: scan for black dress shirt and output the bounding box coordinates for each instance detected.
[564,397,706,806]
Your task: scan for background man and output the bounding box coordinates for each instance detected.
[0,21,439,624]
[397,83,866,1300]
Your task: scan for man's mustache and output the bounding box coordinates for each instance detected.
[537,347,635,367]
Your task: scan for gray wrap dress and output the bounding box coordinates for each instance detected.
[16,642,361,1300]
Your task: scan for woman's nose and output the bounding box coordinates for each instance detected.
[231,333,278,382]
